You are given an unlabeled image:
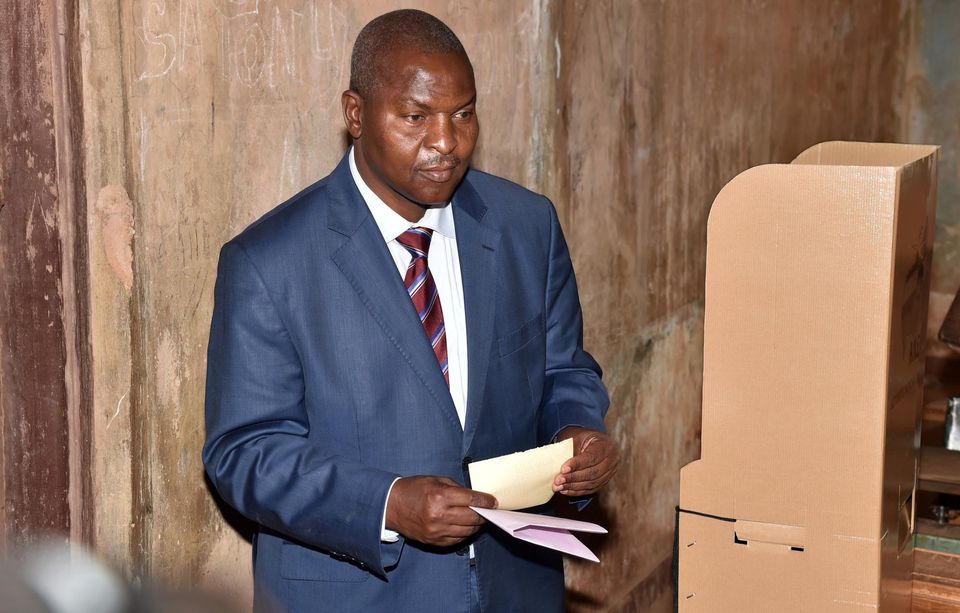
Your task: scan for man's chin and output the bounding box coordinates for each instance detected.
[405,168,469,206]
[404,187,459,208]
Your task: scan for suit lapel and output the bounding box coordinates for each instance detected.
[326,157,462,432]
[453,178,501,454]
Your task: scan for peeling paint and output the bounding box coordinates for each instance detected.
[25,200,37,263]
[94,185,134,292]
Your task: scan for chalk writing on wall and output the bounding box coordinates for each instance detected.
[135,0,349,97]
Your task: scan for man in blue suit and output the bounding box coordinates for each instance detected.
[203,9,618,612]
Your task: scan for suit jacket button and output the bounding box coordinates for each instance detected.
[461,456,473,470]
[456,546,469,556]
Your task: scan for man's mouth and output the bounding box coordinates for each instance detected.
[418,163,459,183]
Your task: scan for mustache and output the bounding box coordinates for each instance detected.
[418,155,461,170]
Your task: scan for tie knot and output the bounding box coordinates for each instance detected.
[397,227,433,259]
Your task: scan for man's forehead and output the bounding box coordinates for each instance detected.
[373,47,474,94]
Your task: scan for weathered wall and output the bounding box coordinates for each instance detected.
[4,0,930,610]
[903,1,960,332]
[77,0,556,601]
[551,1,913,610]
[0,0,71,550]
[0,0,91,550]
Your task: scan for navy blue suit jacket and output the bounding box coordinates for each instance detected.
[203,154,609,612]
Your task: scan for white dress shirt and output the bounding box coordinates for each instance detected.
[348,148,470,544]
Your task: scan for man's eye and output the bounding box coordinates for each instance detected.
[405,114,425,123]
[455,111,473,120]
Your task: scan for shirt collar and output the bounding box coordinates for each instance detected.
[348,147,456,242]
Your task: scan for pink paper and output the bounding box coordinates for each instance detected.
[470,507,607,563]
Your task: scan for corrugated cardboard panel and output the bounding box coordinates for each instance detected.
[679,512,877,611]
[679,142,938,611]
[682,162,897,533]
[794,141,938,168]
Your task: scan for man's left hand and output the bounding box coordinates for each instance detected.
[552,427,619,496]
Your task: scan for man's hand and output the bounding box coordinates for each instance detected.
[552,427,619,496]
[386,476,498,547]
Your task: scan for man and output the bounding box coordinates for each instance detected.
[203,9,617,613]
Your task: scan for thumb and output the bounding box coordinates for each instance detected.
[470,489,498,509]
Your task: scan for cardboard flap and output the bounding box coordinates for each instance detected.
[793,141,939,168]
[734,520,806,549]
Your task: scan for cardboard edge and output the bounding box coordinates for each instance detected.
[792,141,940,168]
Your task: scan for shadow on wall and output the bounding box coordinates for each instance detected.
[205,472,256,545]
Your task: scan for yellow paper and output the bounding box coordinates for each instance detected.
[468,439,574,510]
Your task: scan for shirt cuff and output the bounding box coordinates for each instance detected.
[381,477,402,543]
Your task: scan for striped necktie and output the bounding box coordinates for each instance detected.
[397,227,449,385]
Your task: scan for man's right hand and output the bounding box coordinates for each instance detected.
[385,476,497,547]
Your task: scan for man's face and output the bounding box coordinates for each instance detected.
[344,48,479,221]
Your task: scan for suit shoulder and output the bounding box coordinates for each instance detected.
[464,168,552,210]
[228,176,331,252]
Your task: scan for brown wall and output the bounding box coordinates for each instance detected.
[904,1,960,350]
[2,0,933,610]
[77,0,557,599]
[0,0,91,551]
[552,2,912,609]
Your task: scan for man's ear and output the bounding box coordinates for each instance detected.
[341,90,363,139]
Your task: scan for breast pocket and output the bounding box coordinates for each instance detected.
[280,542,372,583]
[498,312,545,357]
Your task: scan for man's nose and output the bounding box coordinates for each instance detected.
[426,116,457,155]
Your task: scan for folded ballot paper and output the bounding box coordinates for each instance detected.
[470,507,607,562]
[467,440,607,562]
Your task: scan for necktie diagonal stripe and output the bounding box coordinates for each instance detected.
[397,227,449,386]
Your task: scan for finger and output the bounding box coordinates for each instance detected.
[558,458,618,490]
[560,468,616,494]
[556,456,592,489]
[560,450,601,475]
[443,506,489,528]
[560,464,617,494]
[432,537,462,547]
[437,520,484,539]
[556,455,601,488]
[442,485,498,510]
[561,462,605,485]
[555,474,603,494]
[421,533,464,548]
[422,522,483,547]
[559,481,603,496]
[469,489,498,509]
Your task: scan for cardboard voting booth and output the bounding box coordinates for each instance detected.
[678,142,939,611]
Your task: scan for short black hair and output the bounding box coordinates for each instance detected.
[349,9,469,98]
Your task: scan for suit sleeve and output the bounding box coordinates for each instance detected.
[202,241,403,577]
[537,201,611,444]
